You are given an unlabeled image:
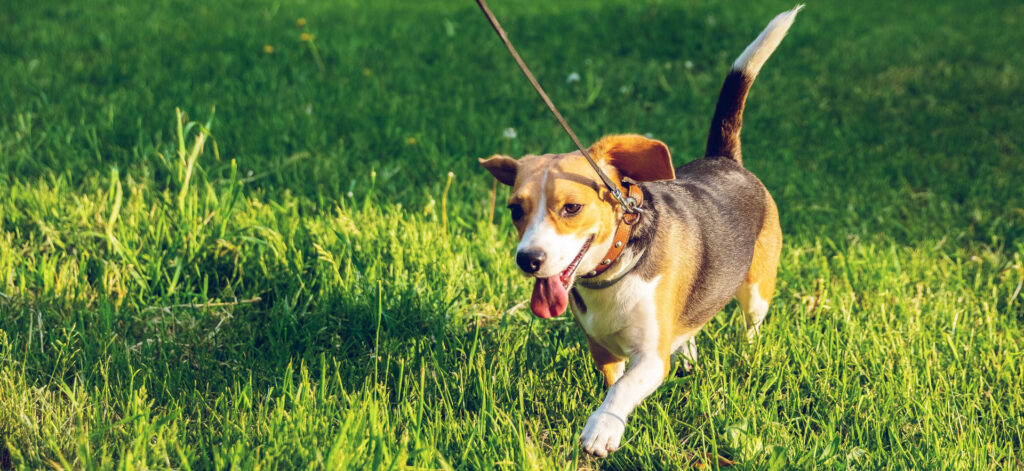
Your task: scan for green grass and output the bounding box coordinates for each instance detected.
[1,0,1023,468]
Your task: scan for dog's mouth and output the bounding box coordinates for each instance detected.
[559,236,592,287]
[529,236,592,319]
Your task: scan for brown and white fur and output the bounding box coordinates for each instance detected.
[480,7,800,457]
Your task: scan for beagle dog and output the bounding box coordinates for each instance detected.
[480,7,800,457]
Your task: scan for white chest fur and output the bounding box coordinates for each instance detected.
[573,274,662,358]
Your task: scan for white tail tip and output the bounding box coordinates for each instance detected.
[732,5,803,77]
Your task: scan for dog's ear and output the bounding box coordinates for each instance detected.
[591,134,675,182]
[479,154,519,186]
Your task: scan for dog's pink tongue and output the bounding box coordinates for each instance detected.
[530,276,568,318]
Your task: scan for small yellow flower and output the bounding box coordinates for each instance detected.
[362,68,372,76]
[300,32,314,42]
[297,17,307,27]
[263,45,275,54]
[406,137,417,145]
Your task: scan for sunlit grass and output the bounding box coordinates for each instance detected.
[1,0,1022,468]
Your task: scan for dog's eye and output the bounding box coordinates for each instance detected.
[562,203,582,216]
[507,204,524,221]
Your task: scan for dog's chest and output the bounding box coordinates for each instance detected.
[573,274,662,358]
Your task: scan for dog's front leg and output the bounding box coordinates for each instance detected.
[580,350,668,457]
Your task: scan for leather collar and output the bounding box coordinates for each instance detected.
[581,181,643,279]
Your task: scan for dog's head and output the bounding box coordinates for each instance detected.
[480,134,674,318]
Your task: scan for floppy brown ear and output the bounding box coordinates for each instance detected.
[478,154,519,186]
[591,134,675,182]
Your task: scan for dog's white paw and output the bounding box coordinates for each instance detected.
[580,410,626,457]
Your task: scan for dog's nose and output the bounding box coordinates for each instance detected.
[516,249,546,274]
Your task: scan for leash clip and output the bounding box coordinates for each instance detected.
[614,183,643,217]
[621,196,643,215]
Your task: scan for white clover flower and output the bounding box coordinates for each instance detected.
[347,191,354,198]
[644,133,654,139]
[684,60,694,70]
[619,85,630,94]
[305,104,313,115]
[503,127,517,139]
[566,71,581,84]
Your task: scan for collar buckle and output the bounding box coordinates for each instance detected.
[584,181,644,279]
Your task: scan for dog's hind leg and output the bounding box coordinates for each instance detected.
[737,189,782,340]
[671,334,699,374]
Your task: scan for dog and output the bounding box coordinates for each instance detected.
[480,6,800,457]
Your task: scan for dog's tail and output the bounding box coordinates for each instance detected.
[704,6,802,164]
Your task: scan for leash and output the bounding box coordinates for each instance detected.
[474,0,642,215]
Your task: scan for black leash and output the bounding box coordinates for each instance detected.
[474,0,641,214]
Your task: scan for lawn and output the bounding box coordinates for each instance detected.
[1,0,1022,468]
